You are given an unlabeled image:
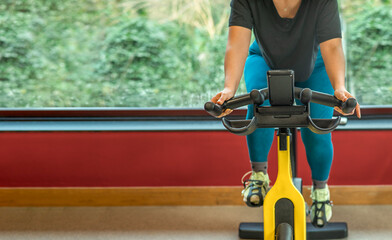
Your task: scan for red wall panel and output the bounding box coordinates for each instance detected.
[0,131,391,187]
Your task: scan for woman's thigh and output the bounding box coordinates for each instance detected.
[244,53,271,120]
[244,54,270,93]
[295,55,334,119]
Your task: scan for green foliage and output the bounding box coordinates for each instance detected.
[96,18,195,106]
[0,0,103,107]
[346,4,392,105]
[94,16,229,107]
[0,1,229,107]
[0,1,36,83]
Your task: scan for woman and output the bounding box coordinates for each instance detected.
[210,0,361,227]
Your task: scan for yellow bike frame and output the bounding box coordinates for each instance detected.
[263,132,306,240]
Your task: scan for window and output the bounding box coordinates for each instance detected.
[341,0,392,106]
[1,0,391,108]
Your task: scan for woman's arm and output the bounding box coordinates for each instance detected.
[222,26,252,100]
[211,26,252,117]
[320,38,361,118]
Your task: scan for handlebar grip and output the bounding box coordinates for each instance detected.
[340,98,357,114]
[309,90,340,107]
[309,90,357,114]
[204,101,224,117]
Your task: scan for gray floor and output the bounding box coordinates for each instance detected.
[0,205,391,239]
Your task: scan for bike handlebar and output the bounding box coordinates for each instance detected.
[205,87,357,117]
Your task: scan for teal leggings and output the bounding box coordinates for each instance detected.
[244,41,334,181]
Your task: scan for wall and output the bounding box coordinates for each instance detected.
[1,130,391,187]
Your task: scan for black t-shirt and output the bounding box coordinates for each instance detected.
[229,0,342,81]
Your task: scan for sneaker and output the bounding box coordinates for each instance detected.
[241,171,270,207]
[310,185,332,227]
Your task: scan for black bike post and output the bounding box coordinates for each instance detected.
[290,128,297,178]
[279,127,297,178]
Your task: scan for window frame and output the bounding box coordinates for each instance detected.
[0,106,390,132]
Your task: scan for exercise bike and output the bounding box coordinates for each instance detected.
[204,70,357,240]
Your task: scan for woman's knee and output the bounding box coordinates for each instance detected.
[301,128,332,148]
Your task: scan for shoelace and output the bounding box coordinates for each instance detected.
[241,171,264,189]
[241,171,253,185]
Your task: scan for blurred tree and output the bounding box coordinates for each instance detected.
[342,0,392,105]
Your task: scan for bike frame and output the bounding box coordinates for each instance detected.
[263,128,306,239]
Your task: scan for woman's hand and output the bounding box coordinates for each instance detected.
[334,88,361,118]
[210,88,235,118]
